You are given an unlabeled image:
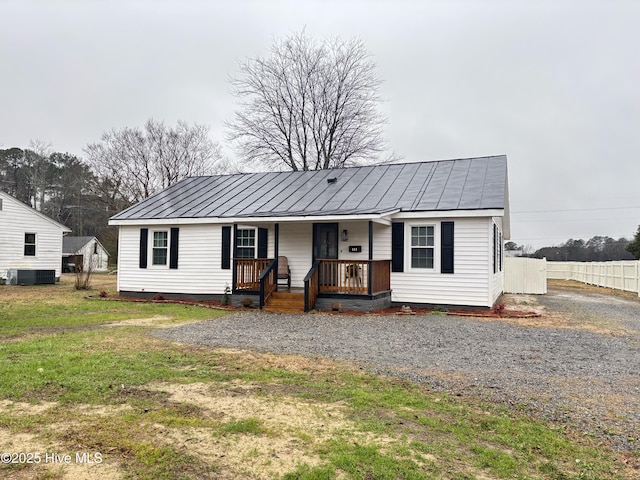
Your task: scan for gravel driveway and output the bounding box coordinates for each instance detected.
[156,285,640,452]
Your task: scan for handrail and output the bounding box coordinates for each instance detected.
[304,260,321,312]
[234,258,272,292]
[259,258,278,309]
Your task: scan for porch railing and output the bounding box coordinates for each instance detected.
[234,258,272,291]
[317,260,391,295]
[259,258,277,308]
[303,259,391,311]
[234,258,391,312]
[304,260,320,312]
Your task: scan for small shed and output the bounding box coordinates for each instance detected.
[62,236,110,272]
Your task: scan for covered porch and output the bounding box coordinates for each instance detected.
[233,257,391,311]
[230,218,393,312]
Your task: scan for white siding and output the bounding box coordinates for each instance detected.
[117,224,232,294]
[337,221,369,261]
[0,191,68,279]
[390,217,493,307]
[372,223,392,261]
[277,222,313,287]
[488,217,505,305]
[116,216,503,307]
[74,240,109,272]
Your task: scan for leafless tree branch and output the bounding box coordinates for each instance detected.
[226,30,388,171]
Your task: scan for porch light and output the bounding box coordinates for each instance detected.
[341,230,348,241]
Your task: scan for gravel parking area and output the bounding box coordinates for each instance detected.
[156,285,640,452]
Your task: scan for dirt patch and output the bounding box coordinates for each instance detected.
[102,315,172,328]
[0,427,122,480]
[548,279,640,301]
[0,400,58,416]
[143,381,354,478]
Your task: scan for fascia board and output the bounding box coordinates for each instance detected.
[109,210,401,227]
[391,209,505,220]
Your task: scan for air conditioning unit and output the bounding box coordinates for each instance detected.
[4,269,55,285]
[6,269,18,285]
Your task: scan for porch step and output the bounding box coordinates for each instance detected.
[263,291,305,313]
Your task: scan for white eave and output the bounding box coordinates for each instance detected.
[108,208,507,227]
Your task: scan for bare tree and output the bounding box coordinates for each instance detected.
[84,119,226,202]
[227,30,388,171]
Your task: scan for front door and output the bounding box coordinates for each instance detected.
[313,223,338,287]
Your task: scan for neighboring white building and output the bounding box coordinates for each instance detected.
[109,156,510,311]
[0,190,71,282]
[62,236,110,272]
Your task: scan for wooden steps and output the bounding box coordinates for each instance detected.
[263,291,305,313]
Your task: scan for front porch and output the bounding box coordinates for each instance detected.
[233,258,391,312]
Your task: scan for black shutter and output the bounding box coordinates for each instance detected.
[221,226,231,269]
[391,222,404,272]
[258,227,268,258]
[441,221,454,274]
[169,227,179,269]
[139,228,148,269]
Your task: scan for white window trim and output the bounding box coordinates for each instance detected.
[150,230,169,268]
[236,227,257,259]
[408,223,436,271]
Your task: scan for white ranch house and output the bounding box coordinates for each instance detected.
[0,189,71,283]
[109,156,510,311]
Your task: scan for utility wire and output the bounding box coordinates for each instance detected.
[513,206,640,214]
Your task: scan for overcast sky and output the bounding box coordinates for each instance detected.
[1,0,638,249]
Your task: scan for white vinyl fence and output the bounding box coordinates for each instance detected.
[547,260,640,296]
[504,257,547,294]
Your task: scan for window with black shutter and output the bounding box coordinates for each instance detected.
[391,222,404,272]
[139,228,148,269]
[221,226,231,269]
[441,222,454,274]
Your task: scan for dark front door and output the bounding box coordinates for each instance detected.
[313,223,338,287]
[313,223,338,260]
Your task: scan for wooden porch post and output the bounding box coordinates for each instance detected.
[368,221,373,294]
[274,223,279,291]
[232,224,238,291]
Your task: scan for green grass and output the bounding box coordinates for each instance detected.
[0,278,632,479]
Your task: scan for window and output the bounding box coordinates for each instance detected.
[24,233,36,256]
[152,231,168,265]
[493,223,503,273]
[236,229,256,258]
[410,226,434,268]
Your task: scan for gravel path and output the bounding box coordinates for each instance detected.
[156,286,640,452]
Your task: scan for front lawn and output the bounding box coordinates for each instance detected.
[0,276,633,479]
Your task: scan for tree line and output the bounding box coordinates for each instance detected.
[507,232,640,261]
[1,120,224,263]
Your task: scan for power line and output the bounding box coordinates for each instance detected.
[515,217,638,223]
[512,206,640,214]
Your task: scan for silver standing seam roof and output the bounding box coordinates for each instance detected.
[110,155,508,221]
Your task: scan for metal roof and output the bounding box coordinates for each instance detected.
[110,155,508,221]
[62,236,96,254]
